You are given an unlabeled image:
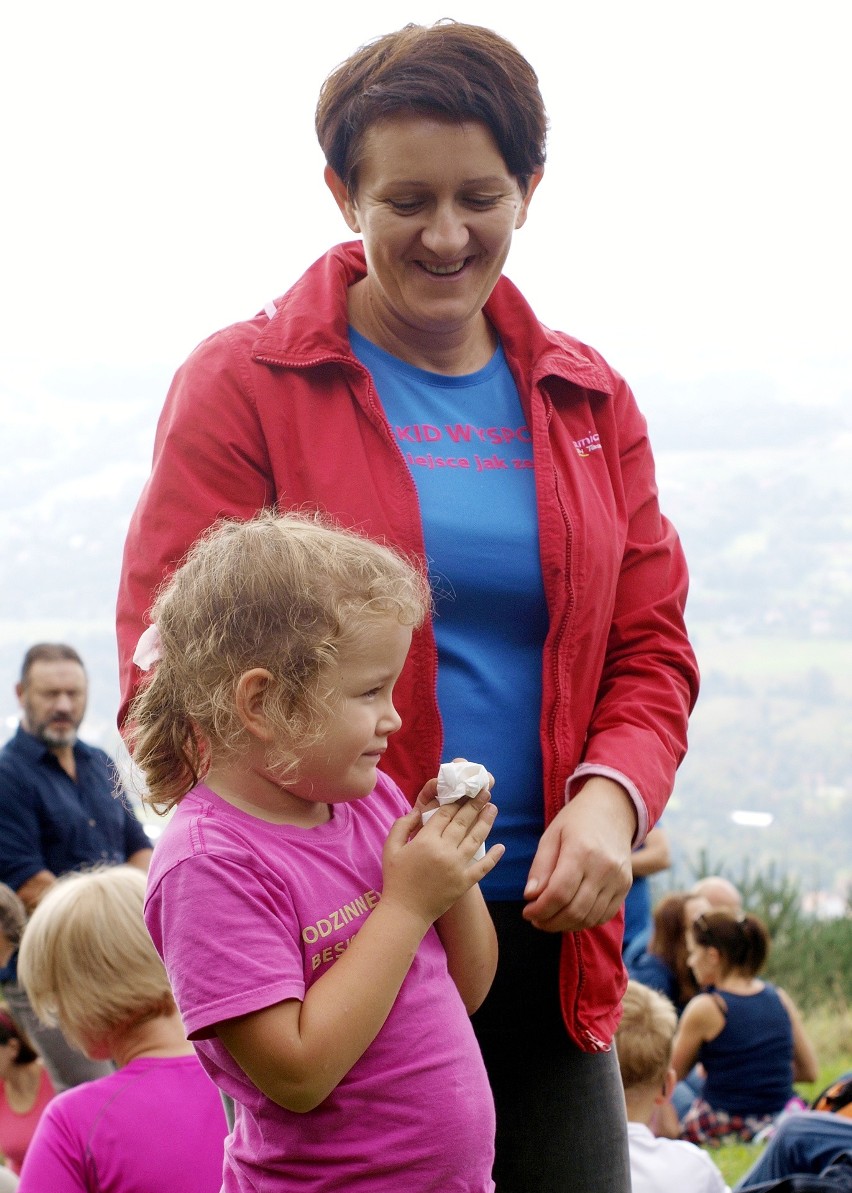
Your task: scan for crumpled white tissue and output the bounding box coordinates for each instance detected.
[435,760,490,804]
[422,759,490,860]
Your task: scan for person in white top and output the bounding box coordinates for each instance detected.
[616,980,730,1193]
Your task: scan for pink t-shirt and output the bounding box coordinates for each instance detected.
[0,1064,54,1174]
[16,1054,227,1192]
[144,773,496,1193]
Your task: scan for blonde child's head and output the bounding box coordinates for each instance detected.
[690,909,769,978]
[616,980,678,1092]
[17,866,175,1054]
[129,511,430,812]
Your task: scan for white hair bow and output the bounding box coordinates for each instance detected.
[133,624,163,671]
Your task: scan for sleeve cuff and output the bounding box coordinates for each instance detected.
[565,764,648,847]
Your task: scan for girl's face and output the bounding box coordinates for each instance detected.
[686,940,721,988]
[285,614,412,805]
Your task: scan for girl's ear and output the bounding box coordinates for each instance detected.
[234,669,277,742]
[706,944,726,976]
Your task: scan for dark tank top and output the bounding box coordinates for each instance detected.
[701,983,794,1115]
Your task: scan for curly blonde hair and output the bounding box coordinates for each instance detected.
[128,511,430,812]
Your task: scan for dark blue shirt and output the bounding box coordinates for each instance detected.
[627,951,681,1010]
[0,725,151,891]
[701,984,795,1116]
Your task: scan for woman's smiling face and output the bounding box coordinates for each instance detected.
[327,115,541,360]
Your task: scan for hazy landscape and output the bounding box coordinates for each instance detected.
[2,363,850,905]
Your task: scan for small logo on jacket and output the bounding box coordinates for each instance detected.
[573,432,602,458]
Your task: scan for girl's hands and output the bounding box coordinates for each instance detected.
[381,786,503,928]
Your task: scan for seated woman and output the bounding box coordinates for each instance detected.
[0,1012,53,1180]
[0,885,55,1180]
[672,909,818,1145]
[15,866,227,1193]
[628,891,699,1014]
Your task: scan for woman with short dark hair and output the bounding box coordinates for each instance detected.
[118,21,699,1191]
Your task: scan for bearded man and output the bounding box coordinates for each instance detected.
[0,643,152,1088]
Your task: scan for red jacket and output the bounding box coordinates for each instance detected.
[117,241,699,1049]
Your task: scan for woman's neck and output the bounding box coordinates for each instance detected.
[3,1060,44,1110]
[347,277,497,375]
[716,969,763,995]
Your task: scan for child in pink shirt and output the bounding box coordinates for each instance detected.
[133,512,503,1192]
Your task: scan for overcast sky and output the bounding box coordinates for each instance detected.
[2,0,849,411]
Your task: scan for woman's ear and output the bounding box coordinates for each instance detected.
[324,165,361,233]
[234,669,278,742]
[514,168,544,230]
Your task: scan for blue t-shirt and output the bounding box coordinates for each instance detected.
[351,329,549,898]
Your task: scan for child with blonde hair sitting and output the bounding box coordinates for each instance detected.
[15,866,227,1192]
[616,980,730,1193]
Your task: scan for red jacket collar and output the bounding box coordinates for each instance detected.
[252,241,618,398]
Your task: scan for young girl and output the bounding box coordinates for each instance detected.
[131,512,504,1192]
[671,909,818,1145]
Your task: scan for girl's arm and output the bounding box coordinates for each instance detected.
[671,993,724,1080]
[216,796,503,1114]
[434,885,497,1013]
[777,987,819,1083]
[414,773,498,1013]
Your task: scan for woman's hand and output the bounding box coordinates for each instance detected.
[381,789,503,930]
[522,776,635,932]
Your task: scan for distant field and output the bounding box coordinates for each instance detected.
[691,632,852,690]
